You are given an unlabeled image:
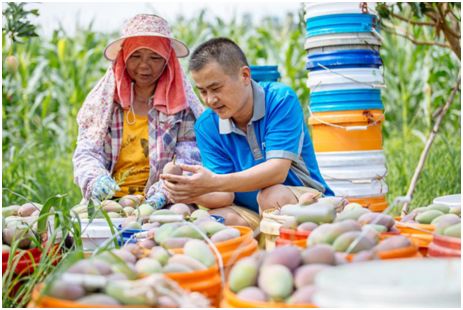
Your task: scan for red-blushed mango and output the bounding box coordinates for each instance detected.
[162,237,193,249]
[210,227,240,242]
[298,192,319,205]
[168,254,207,271]
[352,250,377,263]
[149,246,170,266]
[101,200,123,213]
[18,202,41,217]
[443,223,461,238]
[287,285,316,305]
[358,212,395,229]
[162,161,182,175]
[184,239,215,267]
[77,293,122,306]
[263,245,302,271]
[301,244,336,265]
[48,279,86,300]
[237,286,268,302]
[332,231,376,253]
[297,222,318,232]
[169,203,191,217]
[294,264,329,288]
[374,235,411,252]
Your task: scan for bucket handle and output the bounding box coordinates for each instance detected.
[313,63,386,89]
[308,106,382,131]
[322,173,387,184]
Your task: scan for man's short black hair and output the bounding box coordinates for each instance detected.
[189,37,249,75]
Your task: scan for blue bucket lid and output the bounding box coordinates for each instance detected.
[306,14,379,38]
[309,88,383,112]
[306,50,382,71]
[250,65,281,82]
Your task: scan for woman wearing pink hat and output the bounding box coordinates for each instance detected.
[73,14,211,210]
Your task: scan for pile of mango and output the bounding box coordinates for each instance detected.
[308,219,412,259]
[402,203,461,238]
[72,194,146,220]
[2,202,43,251]
[44,240,214,307]
[228,245,340,305]
[279,195,398,234]
[121,209,240,250]
[122,239,216,274]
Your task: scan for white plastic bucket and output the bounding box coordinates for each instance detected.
[325,179,388,197]
[314,258,461,307]
[304,2,377,20]
[304,32,381,55]
[316,150,387,181]
[78,218,124,251]
[433,194,461,208]
[307,68,384,92]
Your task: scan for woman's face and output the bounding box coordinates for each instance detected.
[126,48,166,87]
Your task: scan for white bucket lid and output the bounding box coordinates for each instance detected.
[304,32,381,50]
[314,258,461,308]
[316,150,386,167]
[307,68,384,92]
[327,179,388,197]
[304,2,377,20]
[433,194,461,208]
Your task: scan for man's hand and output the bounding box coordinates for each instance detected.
[160,164,218,203]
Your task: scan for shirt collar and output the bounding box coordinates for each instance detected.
[219,80,266,135]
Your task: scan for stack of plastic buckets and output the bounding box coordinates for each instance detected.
[304,2,388,212]
[250,65,281,82]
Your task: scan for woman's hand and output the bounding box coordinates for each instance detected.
[91,175,120,203]
[160,164,218,203]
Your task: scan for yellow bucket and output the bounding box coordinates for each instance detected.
[308,110,384,152]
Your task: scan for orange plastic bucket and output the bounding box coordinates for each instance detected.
[220,285,316,308]
[275,237,307,248]
[30,283,147,308]
[428,234,461,258]
[165,265,222,307]
[394,220,434,256]
[308,110,384,152]
[347,195,388,212]
[275,228,310,248]
[346,244,420,262]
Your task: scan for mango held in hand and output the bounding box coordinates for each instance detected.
[163,161,182,175]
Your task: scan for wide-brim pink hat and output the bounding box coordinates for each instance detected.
[104,14,189,61]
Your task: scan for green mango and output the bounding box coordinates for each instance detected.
[426,204,450,214]
[443,223,461,238]
[416,210,444,224]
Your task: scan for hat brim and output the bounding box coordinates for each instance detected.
[104,33,189,61]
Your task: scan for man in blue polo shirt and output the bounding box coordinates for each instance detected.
[161,37,333,228]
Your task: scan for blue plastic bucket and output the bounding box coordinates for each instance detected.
[250,65,281,82]
[117,225,146,246]
[306,14,379,37]
[306,50,382,71]
[309,89,383,112]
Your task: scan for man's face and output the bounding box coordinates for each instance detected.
[191,61,251,119]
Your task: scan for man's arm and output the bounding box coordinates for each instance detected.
[161,158,292,201]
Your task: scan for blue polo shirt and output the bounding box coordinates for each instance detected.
[195,80,333,213]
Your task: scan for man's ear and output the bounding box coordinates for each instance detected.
[240,66,252,85]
